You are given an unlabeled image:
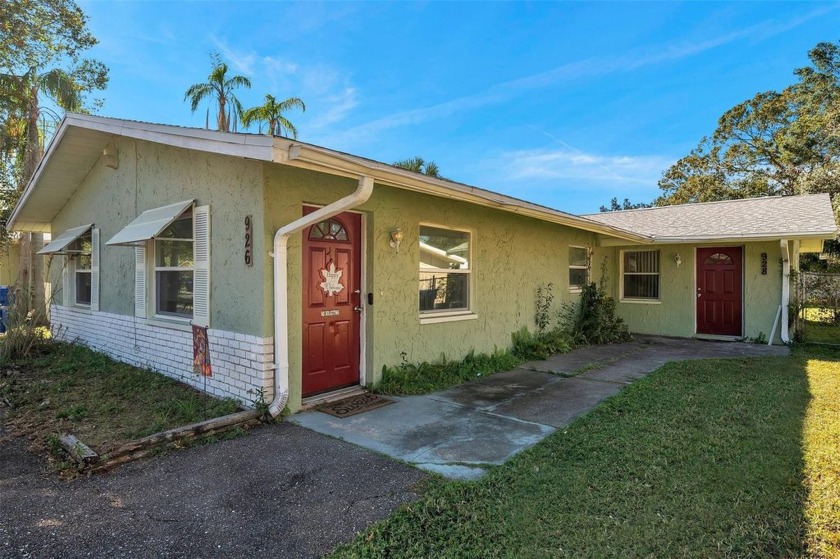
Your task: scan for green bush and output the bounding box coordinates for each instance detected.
[511,326,574,360]
[376,348,521,395]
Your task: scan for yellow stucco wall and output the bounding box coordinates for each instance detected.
[593,241,786,344]
[264,165,596,409]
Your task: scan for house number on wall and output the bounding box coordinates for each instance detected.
[760,252,767,275]
[244,215,253,267]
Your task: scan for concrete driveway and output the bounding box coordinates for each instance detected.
[291,336,789,479]
[0,423,426,559]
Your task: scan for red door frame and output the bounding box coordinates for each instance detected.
[696,246,744,336]
[301,207,363,396]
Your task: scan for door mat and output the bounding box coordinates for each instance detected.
[316,393,394,418]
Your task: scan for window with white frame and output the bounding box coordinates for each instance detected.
[622,250,660,300]
[419,225,470,313]
[69,230,93,306]
[569,246,589,291]
[154,209,194,318]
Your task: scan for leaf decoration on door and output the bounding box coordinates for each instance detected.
[319,262,345,296]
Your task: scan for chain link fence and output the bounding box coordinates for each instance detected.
[796,272,840,345]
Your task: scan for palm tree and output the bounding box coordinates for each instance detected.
[0,66,84,321]
[393,156,442,178]
[184,53,251,132]
[241,94,305,138]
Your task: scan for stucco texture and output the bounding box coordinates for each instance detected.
[48,138,267,336]
[592,241,785,344]
[264,166,596,410]
[0,241,21,286]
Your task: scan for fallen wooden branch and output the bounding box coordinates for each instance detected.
[91,410,263,471]
[59,434,99,464]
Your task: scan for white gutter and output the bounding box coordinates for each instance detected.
[780,239,791,344]
[267,175,374,417]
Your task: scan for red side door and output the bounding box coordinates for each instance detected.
[301,207,362,396]
[696,247,743,336]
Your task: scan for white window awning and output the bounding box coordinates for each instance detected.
[37,223,93,255]
[106,199,194,246]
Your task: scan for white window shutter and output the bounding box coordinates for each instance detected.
[135,245,146,317]
[62,257,71,306]
[90,228,100,312]
[192,205,211,327]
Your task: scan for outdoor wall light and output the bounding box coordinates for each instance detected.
[102,146,119,169]
[389,227,404,253]
[674,254,682,268]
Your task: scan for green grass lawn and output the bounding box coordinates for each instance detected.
[331,346,840,558]
[0,341,240,462]
[801,308,840,345]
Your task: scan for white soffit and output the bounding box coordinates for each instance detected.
[37,223,93,254]
[106,200,193,246]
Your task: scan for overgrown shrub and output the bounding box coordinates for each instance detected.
[560,259,631,345]
[511,326,574,360]
[0,288,53,362]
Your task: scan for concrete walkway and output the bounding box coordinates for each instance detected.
[291,336,789,480]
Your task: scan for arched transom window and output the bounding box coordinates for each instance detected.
[309,218,349,241]
[704,252,733,265]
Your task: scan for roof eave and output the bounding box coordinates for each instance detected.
[279,142,652,243]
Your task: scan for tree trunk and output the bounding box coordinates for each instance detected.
[17,80,47,322]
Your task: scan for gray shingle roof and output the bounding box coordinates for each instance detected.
[582,194,838,241]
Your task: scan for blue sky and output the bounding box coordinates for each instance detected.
[78,1,838,214]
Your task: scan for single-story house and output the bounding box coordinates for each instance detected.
[8,114,837,413]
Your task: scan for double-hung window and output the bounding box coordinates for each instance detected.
[621,250,660,300]
[38,224,99,310]
[419,225,471,314]
[106,200,210,327]
[70,230,93,306]
[154,209,194,318]
[569,246,589,291]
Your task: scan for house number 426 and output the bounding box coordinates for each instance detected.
[244,215,253,267]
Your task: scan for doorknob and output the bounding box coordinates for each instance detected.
[697,293,702,298]
[353,306,363,312]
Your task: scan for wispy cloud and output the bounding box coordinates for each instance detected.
[327,6,833,146]
[502,148,672,186]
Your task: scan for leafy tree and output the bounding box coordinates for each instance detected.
[184,53,251,132]
[393,156,442,178]
[599,197,652,212]
[657,41,840,207]
[1,0,108,319]
[241,94,305,138]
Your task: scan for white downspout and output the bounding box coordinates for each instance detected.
[780,239,791,344]
[268,175,374,417]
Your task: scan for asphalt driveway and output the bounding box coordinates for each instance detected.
[0,423,426,559]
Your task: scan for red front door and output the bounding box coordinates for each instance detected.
[302,208,362,396]
[696,247,743,336]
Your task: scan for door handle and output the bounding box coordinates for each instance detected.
[697,293,702,298]
[353,306,363,313]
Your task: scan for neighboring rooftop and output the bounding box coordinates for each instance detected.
[583,194,838,241]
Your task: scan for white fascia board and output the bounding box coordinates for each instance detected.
[598,230,838,247]
[281,142,652,243]
[106,199,194,246]
[38,223,93,254]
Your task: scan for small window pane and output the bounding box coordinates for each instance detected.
[419,226,469,270]
[569,268,588,288]
[76,254,92,271]
[159,214,193,239]
[624,274,659,299]
[624,250,659,273]
[156,271,193,316]
[705,252,733,265]
[419,272,469,312]
[75,272,92,305]
[156,239,194,267]
[569,247,588,267]
[309,218,348,241]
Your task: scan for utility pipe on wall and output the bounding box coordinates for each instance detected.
[779,239,791,344]
[268,175,374,417]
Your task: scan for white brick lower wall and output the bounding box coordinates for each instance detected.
[51,306,275,407]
